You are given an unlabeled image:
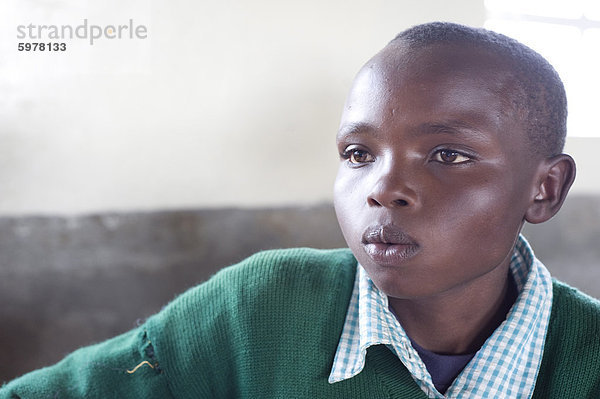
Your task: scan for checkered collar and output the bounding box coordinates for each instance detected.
[329,235,553,399]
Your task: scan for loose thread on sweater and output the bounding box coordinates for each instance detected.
[126,360,155,374]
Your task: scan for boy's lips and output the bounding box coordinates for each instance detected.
[361,224,420,266]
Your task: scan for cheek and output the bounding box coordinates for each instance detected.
[333,169,367,246]
[467,175,529,228]
[333,165,367,210]
[432,168,525,220]
[428,178,526,261]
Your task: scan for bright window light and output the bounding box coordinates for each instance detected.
[484,1,600,137]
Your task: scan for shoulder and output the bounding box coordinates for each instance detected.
[534,280,600,398]
[215,247,357,291]
[148,247,356,333]
[157,246,355,308]
[551,279,600,327]
[548,279,600,353]
[147,247,357,325]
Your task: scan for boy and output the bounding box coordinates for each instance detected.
[2,22,599,398]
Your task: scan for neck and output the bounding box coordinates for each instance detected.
[388,264,517,355]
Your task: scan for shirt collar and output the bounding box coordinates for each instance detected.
[329,235,553,399]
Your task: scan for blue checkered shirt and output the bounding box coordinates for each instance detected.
[329,235,553,398]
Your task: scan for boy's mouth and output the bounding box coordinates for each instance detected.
[361,224,420,266]
[362,224,417,245]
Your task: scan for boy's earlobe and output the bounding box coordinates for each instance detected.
[525,154,576,224]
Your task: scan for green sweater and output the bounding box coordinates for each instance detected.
[2,248,600,398]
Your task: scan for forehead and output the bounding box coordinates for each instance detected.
[339,43,523,143]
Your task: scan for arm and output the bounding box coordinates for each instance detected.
[0,327,174,399]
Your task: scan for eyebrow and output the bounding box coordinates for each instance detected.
[336,122,376,139]
[413,121,484,136]
[412,121,493,143]
[337,120,488,140]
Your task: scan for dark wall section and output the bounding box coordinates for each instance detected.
[1,198,598,382]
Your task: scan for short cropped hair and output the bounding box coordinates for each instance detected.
[391,22,567,157]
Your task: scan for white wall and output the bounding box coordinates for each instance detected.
[0,0,595,215]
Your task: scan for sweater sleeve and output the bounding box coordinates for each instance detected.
[0,325,174,399]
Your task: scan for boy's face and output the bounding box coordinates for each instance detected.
[334,43,542,300]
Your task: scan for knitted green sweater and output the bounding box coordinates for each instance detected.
[2,248,600,398]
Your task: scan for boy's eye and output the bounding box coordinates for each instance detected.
[433,149,471,164]
[342,147,375,164]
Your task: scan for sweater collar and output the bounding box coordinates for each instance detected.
[329,234,553,399]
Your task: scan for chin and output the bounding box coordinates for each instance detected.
[366,269,425,299]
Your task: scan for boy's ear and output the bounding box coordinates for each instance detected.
[525,154,576,224]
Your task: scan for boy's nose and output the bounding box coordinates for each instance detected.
[366,168,418,209]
